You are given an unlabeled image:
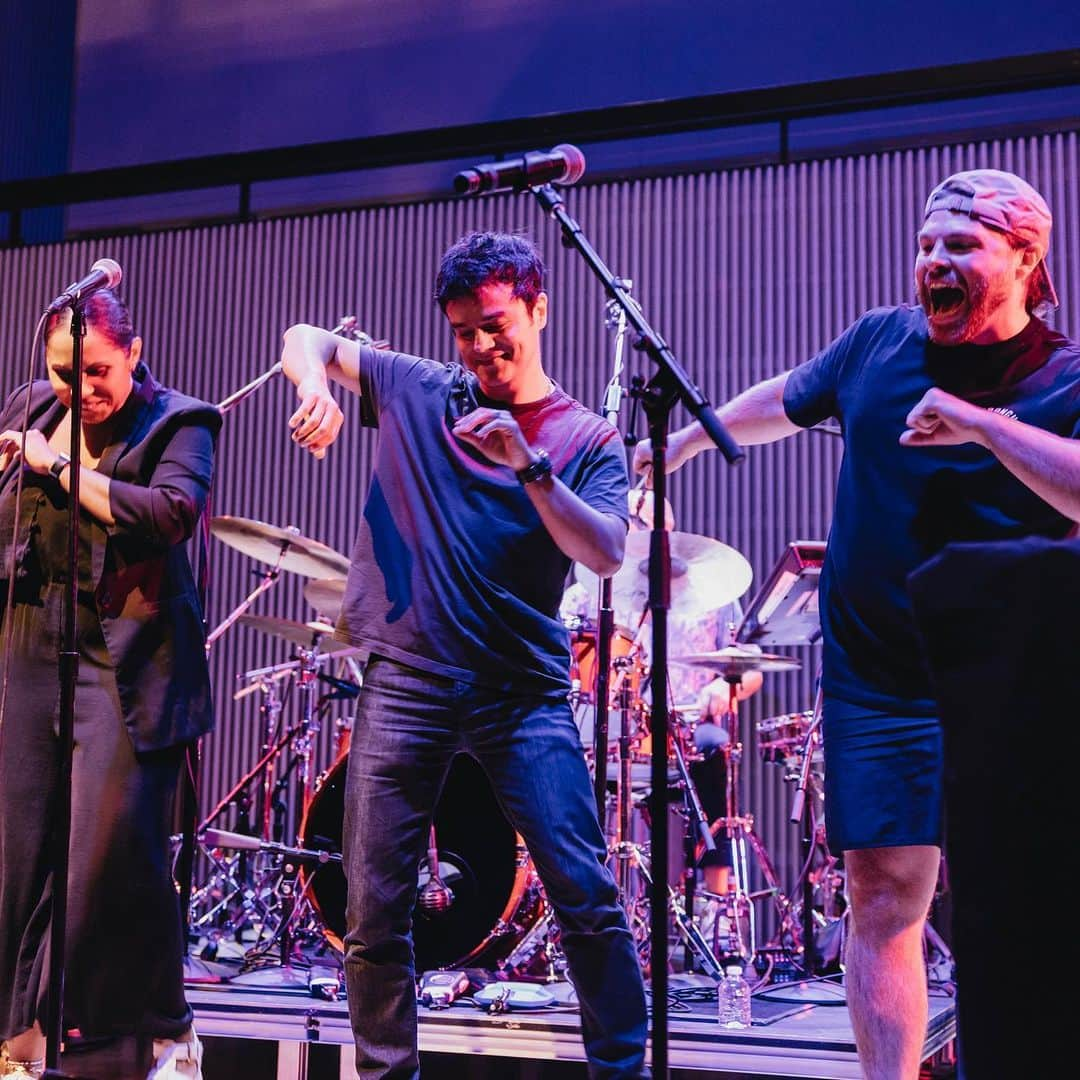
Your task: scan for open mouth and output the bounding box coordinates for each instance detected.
[927,284,966,318]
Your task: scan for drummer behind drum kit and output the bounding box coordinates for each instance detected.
[183,512,842,996]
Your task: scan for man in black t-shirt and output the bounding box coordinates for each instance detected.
[634,170,1080,1079]
[280,233,647,1079]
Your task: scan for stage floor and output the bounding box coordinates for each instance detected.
[185,969,957,1079]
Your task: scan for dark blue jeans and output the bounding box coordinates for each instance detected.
[342,656,648,1079]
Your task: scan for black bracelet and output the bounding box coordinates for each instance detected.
[516,448,553,485]
[48,452,71,480]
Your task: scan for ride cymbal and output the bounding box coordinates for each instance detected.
[304,577,347,621]
[575,530,753,628]
[211,516,351,579]
[670,644,801,676]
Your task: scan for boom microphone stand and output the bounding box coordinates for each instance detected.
[527,181,744,1077]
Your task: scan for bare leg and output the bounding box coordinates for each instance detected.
[843,845,940,1080]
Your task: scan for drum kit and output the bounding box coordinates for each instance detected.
[565,530,840,979]
[181,507,840,994]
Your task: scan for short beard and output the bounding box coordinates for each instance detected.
[921,272,1009,346]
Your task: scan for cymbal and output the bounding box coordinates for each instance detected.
[211,516,351,580]
[237,613,360,657]
[671,645,801,676]
[304,577,346,621]
[575,530,752,628]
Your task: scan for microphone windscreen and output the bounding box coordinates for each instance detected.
[91,257,123,288]
[553,144,586,185]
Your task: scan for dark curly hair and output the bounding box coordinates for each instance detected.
[434,231,546,312]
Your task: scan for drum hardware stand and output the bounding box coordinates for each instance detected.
[490,876,568,983]
[590,286,637,821]
[789,690,825,974]
[668,728,720,973]
[186,649,337,948]
[712,668,798,964]
[178,314,370,939]
[204,556,286,654]
[196,828,342,987]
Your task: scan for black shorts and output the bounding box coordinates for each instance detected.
[821,697,944,855]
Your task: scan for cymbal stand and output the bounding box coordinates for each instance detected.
[714,675,794,963]
[783,691,845,974]
[235,639,332,978]
[204,547,289,653]
[611,650,642,902]
[667,727,720,973]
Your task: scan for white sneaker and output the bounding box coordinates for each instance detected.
[1,1059,44,1079]
[146,1028,203,1079]
[1,1043,44,1078]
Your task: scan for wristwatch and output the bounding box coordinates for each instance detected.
[516,448,553,485]
[49,452,71,480]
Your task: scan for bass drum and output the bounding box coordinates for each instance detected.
[299,752,542,972]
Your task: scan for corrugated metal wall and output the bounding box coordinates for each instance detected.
[1,131,1076,938]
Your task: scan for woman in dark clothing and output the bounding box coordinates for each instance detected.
[0,290,219,1079]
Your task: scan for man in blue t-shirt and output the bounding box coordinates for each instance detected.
[634,170,1080,1079]
[280,232,647,1079]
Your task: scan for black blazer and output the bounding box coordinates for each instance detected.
[0,363,221,751]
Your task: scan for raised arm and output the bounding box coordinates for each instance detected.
[279,323,355,458]
[632,371,801,477]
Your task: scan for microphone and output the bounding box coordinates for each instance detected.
[417,825,454,914]
[45,258,122,314]
[454,144,586,196]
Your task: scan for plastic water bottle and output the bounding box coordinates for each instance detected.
[717,963,752,1028]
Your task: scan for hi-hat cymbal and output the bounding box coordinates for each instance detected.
[211,516,351,579]
[671,645,801,677]
[237,613,359,657]
[575,530,753,628]
[304,577,346,621]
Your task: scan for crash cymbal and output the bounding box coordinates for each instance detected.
[304,577,346,621]
[574,530,752,628]
[237,613,360,657]
[671,644,801,676]
[211,516,351,579]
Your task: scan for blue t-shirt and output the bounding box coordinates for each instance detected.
[337,347,629,692]
[783,306,1080,714]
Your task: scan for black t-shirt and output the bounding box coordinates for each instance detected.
[783,306,1080,714]
[337,347,629,693]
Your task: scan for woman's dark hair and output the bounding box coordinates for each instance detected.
[434,232,546,312]
[44,288,136,352]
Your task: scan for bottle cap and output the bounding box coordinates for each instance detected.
[724,963,744,977]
